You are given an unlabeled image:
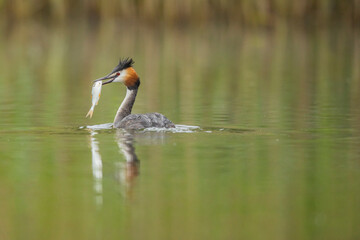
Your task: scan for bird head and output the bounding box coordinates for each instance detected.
[94,58,140,88]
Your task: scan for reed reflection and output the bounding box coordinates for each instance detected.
[89,129,140,205]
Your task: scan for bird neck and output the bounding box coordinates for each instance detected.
[114,86,138,126]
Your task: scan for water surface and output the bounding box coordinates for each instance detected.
[0,23,359,240]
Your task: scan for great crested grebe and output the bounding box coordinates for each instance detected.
[94,58,175,129]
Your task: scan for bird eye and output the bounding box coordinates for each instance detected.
[116,72,120,76]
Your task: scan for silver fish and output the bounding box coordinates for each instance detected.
[86,81,102,118]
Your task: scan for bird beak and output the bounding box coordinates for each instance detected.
[93,73,117,85]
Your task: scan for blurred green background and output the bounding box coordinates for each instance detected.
[0,0,359,26]
[0,1,360,240]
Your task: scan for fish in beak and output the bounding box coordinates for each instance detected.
[93,72,119,85]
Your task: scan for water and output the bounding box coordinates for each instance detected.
[0,23,359,240]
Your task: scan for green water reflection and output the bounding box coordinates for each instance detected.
[0,23,359,240]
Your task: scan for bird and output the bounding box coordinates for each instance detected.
[93,58,175,129]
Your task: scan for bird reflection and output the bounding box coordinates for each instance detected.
[114,130,140,199]
[89,129,140,206]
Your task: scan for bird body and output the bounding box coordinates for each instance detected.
[92,58,175,129]
[115,113,175,129]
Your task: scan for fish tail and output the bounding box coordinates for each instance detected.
[86,107,94,118]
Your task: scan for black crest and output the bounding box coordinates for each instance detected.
[110,57,135,74]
